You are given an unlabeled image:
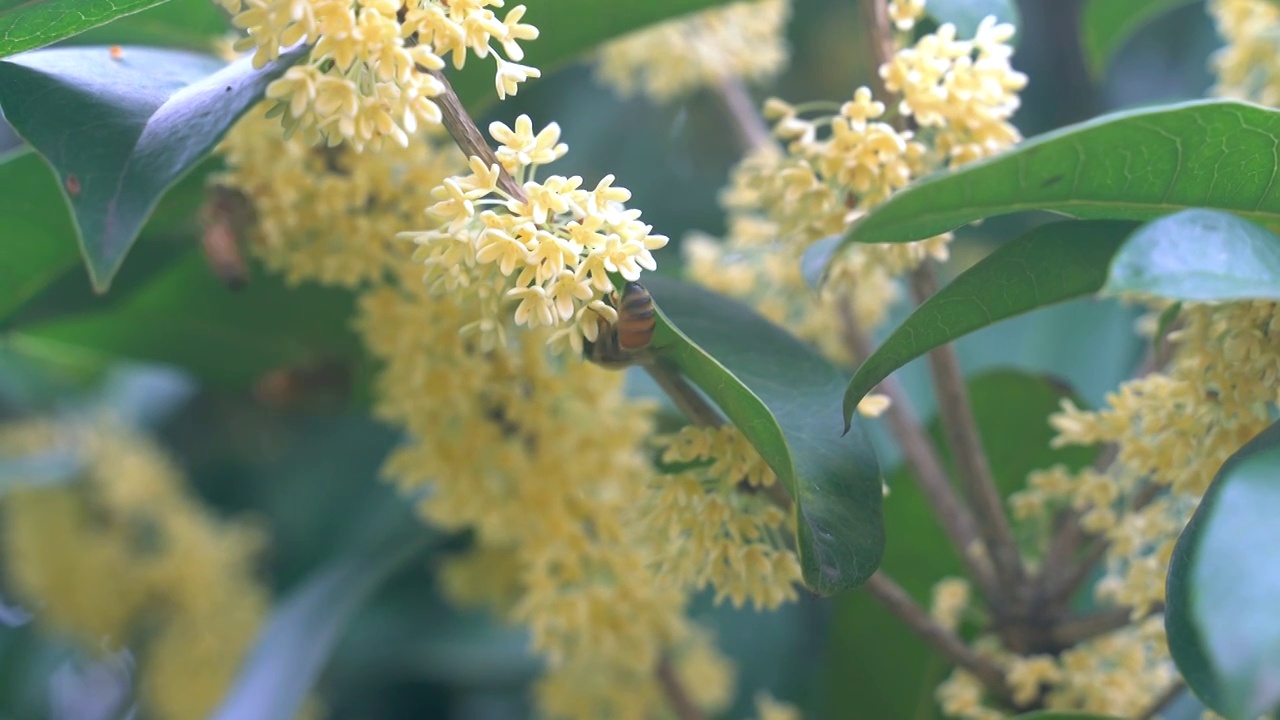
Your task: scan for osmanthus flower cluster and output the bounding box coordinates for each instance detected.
[215,97,810,715]
[647,426,803,610]
[685,0,1027,366]
[1209,0,1280,104]
[0,419,273,720]
[401,115,669,354]
[219,0,539,151]
[594,0,792,101]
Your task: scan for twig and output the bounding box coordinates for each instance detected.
[1050,606,1142,648]
[1042,480,1163,605]
[428,68,525,200]
[656,656,704,720]
[909,266,1026,598]
[1137,680,1185,720]
[710,76,773,153]
[839,299,998,602]
[859,0,897,103]
[429,69,711,719]
[865,572,1012,706]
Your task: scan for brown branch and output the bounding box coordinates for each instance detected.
[710,76,773,153]
[1050,606,1144,648]
[910,266,1026,597]
[1042,480,1163,605]
[839,299,998,601]
[428,68,525,200]
[656,656,704,720]
[860,0,896,103]
[865,572,1013,707]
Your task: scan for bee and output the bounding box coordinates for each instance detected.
[585,281,656,368]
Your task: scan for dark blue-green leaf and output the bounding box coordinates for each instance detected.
[12,252,360,388]
[1079,0,1197,78]
[648,276,884,594]
[842,220,1138,428]
[1167,420,1280,718]
[211,493,435,720]
[840,100,1280,249]
[1104,209,1280,301]
[0,0,172,57]
[0,44,304,290]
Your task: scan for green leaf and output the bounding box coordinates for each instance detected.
[1167,420,1280,719]
[0,153,211,325]
[1079,0,1197,77]
[0,0,172,57]
[64,0,228,50]
[0,44,304,290]
[646,276,884,594]
[841,100,1280,249]
[1103,209,1280,301]
[450,0,741,109]
[925,0,1020,37]
[822,371,1095,720]
[11,253,360,388]
[842,220,1138,428]
[211,493,435,720]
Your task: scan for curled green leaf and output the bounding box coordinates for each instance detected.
[0,44,305,290]
[842,220,1137,428]
[646,276,884,594]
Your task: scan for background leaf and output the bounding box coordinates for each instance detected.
[1166,421,1280,719]
[211,491,435,720]
[840,100,1280,248]
[843,221,1138,426]
[647,276,884,594]
[1079,0,1197,78]
[1103,208,1280,301]
[0,0,172,58]
[925,0,1020,37]
[12,253,360,388]
[0,44,304,290]
[820,370,1095,720]
[64,0,228,50]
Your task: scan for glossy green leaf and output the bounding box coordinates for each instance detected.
[1079,0,1196,78]
[0,0,171,57]
[12,253,360,388]
[646,276,884,594]
[0,153,210,325]
[843,220,1138,428]
[841,100,1280,249]
[925,0,1020,37]
[0,44,304,290]
[1167,420,1280,718]
[822,371,1095,719]
[450,0,740,109]
[65,0,228,50]
[211,493,435,720]
[1104,209,1280,301]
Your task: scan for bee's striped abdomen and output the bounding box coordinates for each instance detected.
[616,281,656,351]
